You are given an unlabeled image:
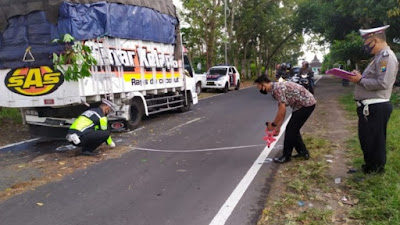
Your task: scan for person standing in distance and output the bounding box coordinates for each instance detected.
[255,75,316,163]
[66,99,117,156]
[348,25,399,174]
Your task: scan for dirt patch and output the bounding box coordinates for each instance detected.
[257,75,359,224]
[0,119,31,147]
[0,144,133,202]
[198,80,254,100]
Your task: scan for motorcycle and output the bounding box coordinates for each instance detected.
[288,73,314,94]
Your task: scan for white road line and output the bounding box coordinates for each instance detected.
[127,126,145,134]
[208,115,292,225]
[169,117,202,131]
[0,138,40,150]
[133,144,265,153]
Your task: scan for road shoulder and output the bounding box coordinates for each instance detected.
[257,75,359,224]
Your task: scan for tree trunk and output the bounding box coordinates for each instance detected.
[241,43,248,78]
[265,31,297,70]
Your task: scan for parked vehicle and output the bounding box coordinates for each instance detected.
[194,73,207,94]
[288,72,314,94]
[204,66,240,93]
[0,0,198,138]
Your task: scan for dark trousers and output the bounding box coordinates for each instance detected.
[283,105,315,157]
[357,102,393,173]
[77,130,110,152]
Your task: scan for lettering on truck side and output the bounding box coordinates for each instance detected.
[85,41,181,86]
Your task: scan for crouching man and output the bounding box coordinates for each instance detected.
[255,75,316,163]
[66,99,116,156]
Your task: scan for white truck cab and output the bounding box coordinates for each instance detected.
[204,66,241,93]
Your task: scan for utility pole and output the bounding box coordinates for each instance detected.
[224,0,228,65]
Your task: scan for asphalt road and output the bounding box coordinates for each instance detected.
[0,87,289,225]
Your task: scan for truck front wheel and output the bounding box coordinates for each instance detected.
[179,91,192,113]
[127,100,144,130]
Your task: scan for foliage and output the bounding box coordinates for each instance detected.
[299,0,400,71]
[388,0,400,17]
[182,0,304,78]
[52,34,97,81]
[181,0,224,70]
[0,108,22,124]
[330,32,370,70]
[320,52,332,73]
[298,0,400,44]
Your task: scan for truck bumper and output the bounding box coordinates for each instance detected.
[28,123,69,140]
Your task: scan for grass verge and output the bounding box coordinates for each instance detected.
[258,136,336,225]
[339,93,400,225]
[0,107,22,124]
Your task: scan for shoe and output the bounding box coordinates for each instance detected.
[292,152,310,160]
[347,168,358,174]
[273,155,291,163]
[81,150,99,156]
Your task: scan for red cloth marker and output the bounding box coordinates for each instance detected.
[263,129,276,148]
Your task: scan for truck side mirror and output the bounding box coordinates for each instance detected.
[197,63,202,71]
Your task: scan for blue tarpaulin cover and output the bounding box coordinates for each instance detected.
[0,1,178,69]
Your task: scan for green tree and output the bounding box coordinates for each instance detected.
[298,0,400,69]
[182,0,305,78]
[182,0,224,70]
[330,32,369,70]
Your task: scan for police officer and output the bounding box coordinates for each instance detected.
[66,99,116,156]
[348,25,399,173]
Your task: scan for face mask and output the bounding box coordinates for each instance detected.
[259,89,268,95]
[363,40,376,55]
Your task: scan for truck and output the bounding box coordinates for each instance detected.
[0,0,198,138]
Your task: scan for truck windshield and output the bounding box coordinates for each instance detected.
[209,68,227,75]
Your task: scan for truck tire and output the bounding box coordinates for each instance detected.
[127,100,144,130]
[179,91,192,113]
[223,83,229,93]
[196,82,202,95]
[235,80,240,90]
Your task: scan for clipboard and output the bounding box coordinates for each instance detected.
[325,68,355,80]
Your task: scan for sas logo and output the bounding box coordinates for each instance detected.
[5,66,64,96]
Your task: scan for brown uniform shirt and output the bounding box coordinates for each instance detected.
[355,46,399,100]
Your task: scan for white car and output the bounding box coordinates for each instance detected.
[204,66,241,93]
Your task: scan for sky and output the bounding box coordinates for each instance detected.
[172,0,328,66]
[299,35,330,66]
